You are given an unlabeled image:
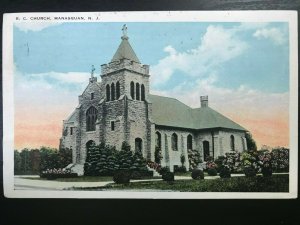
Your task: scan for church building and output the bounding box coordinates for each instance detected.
[60,26,248,174]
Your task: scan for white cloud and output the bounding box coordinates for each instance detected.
[150,25,248,85]
[253,28,286,45]
[151,74,288,121]
[14,22,62,32]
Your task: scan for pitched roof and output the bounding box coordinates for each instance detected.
[149,94,246,131]
[111,37,140,63]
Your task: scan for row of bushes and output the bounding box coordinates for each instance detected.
[14,147,72,175]
[85,142,150,177]
[190,148,289,179]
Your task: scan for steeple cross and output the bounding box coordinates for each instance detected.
[122,24,128,37]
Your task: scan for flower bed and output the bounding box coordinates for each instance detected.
[40,168,78,180]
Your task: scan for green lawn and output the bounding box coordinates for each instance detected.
[92,174,289,192]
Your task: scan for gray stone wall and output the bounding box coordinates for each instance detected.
[155,127,192,172]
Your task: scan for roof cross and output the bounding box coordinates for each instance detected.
[122,24,128,37]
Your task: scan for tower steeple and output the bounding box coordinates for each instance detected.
[111,24,140,63]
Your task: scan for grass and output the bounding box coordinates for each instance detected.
[83,174,289,192]
[174,171,192,176]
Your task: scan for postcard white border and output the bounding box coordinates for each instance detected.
[2,11,298,199]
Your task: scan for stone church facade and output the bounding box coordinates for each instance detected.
[60,27,248,173]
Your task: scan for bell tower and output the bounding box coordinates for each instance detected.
[98,25,153,159]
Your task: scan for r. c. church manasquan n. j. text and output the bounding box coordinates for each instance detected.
[60,25,248,174]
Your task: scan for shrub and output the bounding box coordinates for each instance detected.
[262,167,272,177]
[219,165,231,178]
[191,169,204,180]
[174,166,187,173]
[214,156,226,172]
[188,149,202,170]
[113,170,131,184]
[158,166,170,175]
[244,167,256,177]
[207,168,218,176]
[162,172,174,182]
[224,151,242,173]
[271,147,289,172]
[130,171,142,179]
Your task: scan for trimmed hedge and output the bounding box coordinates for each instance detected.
[191,169,204,180]
[219,166,231,178]
[162,172,174,182]
[113,170,131,184]
[207,168,218,176]
[244,167,256,177]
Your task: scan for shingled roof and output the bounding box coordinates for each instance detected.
[111,36,140,63]
[149,94,246,131]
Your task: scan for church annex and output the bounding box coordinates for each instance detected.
[60,26,248,173]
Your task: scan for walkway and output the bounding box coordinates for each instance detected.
[14,173,287,191]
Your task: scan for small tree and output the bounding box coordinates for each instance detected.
[245,132,257,151]
[116,142,134,171]
[180,153,185,167]
[84,143,100,176]
[154,146,163,164]
[14,150,22,174]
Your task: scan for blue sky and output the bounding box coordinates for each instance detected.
[13,21,290,148]
[14,22,289,93]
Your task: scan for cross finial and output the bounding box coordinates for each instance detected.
[91,65,95,78]
[122,24,128,37]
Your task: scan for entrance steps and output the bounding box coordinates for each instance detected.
[146,166,161,177]
[66,163,84,176]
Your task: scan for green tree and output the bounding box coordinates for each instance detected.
[180,153,186,167]
[14,150,22,173]
[154,146,163,164]
[40,147,60,171]
[20,148,32,173]
[116,142,134,171]
[131,151,148,172]
[84,142,100,176]
[245,132,257,151]
[58,147,72,168]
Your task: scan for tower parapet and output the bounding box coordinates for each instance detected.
[101,59,149,76]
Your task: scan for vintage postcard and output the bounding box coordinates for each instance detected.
[2,11,298,198]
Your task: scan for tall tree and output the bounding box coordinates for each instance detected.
[245,132,257,151]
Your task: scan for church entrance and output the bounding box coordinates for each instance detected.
[203,141,210,161]
[135,138,143,153]
[86,140,95,151]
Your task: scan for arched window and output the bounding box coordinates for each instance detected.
[111,83,115,101]
[155,132,161,149]
[130,81,135,100]
[136,83,140,100]
[230,135,235,151]
[187,134,193,150]
[106,84,110,101]
[203,141,210,161]
[141,84,145,101]
[116,81,120,99]
[135,138,143,153]
[171,133,178,151]
[86,106,97,131]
